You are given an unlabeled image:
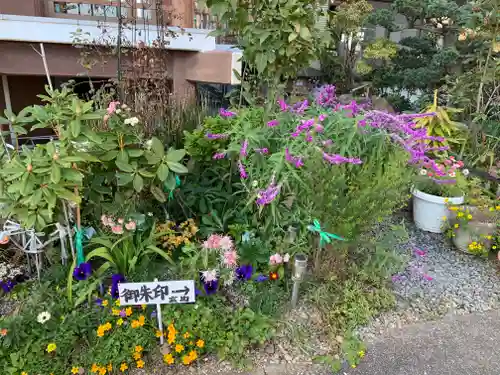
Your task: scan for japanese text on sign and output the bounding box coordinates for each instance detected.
[118,280,195,306]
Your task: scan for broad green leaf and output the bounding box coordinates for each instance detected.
[70,119,81,138]
[85,247,116,264]
[100,150,119,161]
[50,164,61,184]
[299,26,311,40]
[116,173,134,186]
[150,137,165,159]
[150,185,166,203]
[115,160,134,173]
[128,149,144,158]
[138,169,155,178]
[62,168,84,182]
[166,148,186,163]
[54,188,81,204]
[288,32,298,42]
[82,129,102,144]
[133,174,144,192]
[255,53,267,74]
[145,152,162,165]
[166,161,188,174]
[116,150,129,164]
[164,173,176,190]
[156,163,169,181]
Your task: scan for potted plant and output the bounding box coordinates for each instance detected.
[412,156,468,233]
[447,180,499,255]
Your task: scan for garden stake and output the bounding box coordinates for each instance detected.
[291,253,307,308]
[307,219,344,272]
[154,278,165,345]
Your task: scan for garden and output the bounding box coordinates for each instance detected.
[0,0,499,374]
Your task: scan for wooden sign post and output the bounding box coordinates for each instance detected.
[118,278,195,345]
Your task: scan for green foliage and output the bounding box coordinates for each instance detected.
[161,296,275,364]
[207,0,324,105]
[0,281,155,375]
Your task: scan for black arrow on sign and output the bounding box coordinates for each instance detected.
[172,286,190,295]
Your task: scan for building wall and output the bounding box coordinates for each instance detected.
[0,0,45,17]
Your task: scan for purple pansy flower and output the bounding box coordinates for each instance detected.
[111,274,126,299]
[235,265,253,281]
[255,274,269,282]
[203,279,219,295]
[73,262,92,281]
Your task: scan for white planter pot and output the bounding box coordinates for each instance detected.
[412,188,464,233]
[452,222,497,254]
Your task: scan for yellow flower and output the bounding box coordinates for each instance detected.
[91,363,99,373]
[135,345,143,353]
[164,353,175,365]
[486,235,493,240]
[175,344,185,353]
[196,339,205,348]
[115,300,121,306]
[141,304,147,310]
[125,307,132,317]
[107,363,113,371]
[351,364,357,368]
[467,214,473,220]
[182,355,192,365]
[444,198,449,203]
[449,206,458,211]
[454,224,459,228]
[458,212,464,217]
[358,350,365,358]
[131,320,140,329]
[46,342,57,353]
[21,372,28,375]
[120,362,128,372]
[112,308,120,316]
[495,206,499,211]
[102,300,109,307]
[188,350,198,361]
[117,318,124,326]
[183,332,191,339]
[71,367,80,374]
[98,367,106,375]
[138,315,145,325]
[133,352,142,360]
[441,216,447,221]
[493,245,497,249]
[155,330,163,337]
[136,359,145,368]
[167,332,176,344]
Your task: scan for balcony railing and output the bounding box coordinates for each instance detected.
[45,0,163,24]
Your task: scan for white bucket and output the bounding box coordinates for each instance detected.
[412,188,464,233]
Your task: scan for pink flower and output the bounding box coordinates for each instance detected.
[107,101,120,115]
[423,274,433,281]
[318,114,327,122]
[219,236,233,251]
[125,221,136,231]
[201,269,218,282]
[283,253,290,263]
[117,218,124,224]
[101,215,109,226]
[111,225,124,234]
[269,253,283,265]
[267,119,279,127]
[202,234,223,250]
[414,248,426,257]
[278,99,287,112]
[222,250,238,267]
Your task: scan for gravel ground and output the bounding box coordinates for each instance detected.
[358,215,500,342]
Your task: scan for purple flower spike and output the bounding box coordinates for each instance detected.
[255,148,269,154]
[315,85,337,108]
[219,108,236,117]
[278,99,288,112]
[238,160,248,179]
[235,264,253,281]
[240,140,249,157]
[267,119,279,127]
[206,133,229,140]
[323,152,362,165]
[203,280,219,295]
[285,148,304,168]
[256,181,281,206]
[213,152,226,160]
[73,262,92,281]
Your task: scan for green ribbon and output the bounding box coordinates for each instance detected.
[307,219,344,247]
[166,175,181,201]
[75,227,85,266]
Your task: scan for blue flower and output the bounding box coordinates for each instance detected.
[255,274,268,282]
[235,264,253,281]
[111,274,126,299]
[203,280,219,295]
[0,280,16,293]
[95,298,103,306]
[73,262,92,281]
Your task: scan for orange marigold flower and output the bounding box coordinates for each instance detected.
[196,339,205,348]
[125,307,132,317]
[175,344,185,353]
[133,352,142,360]
[136,359,145,368]
[135,345,143,353]
[163,353,175,365]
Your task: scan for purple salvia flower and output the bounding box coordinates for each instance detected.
[240,140,249,157]
[255,148,269,154]
[238,160,248,179]
[206,133,229,140]
[285,148,304,168]
[256,182,281,206]
[213,152,226,160]
[267,119,279,127]
[315,85,337,108]
[305,131,313,142]
[278,99,288,112]
[318,114,327,122]
[323,152,362,165]
[219,108,236,117]
[314,124,324,133]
